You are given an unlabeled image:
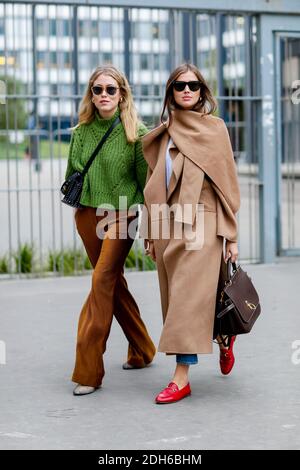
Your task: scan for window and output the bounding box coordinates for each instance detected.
[154,54,169,70]
[79,53,89,68]
[132,54,139,70]
[37,51,46,68]
[197,18,210,37]
[111,22,123,39]
[132,22,152,39]
[91,20,98,37]
[103,52,112,63]
[91,52,99,64]
[100,21,111,38]
[62,52,72,68]
[60,84,72,95]
[157,22,169,40]
[140,54,149,69]
[154,84,160,96]
[78,20,85,36]
[80,83,87,95]
[37,19,47,36]
[198,50,211,68]
[50,52,57,67]
[50,83,58,95]
[141,84,149,96]
[0,18,4,35]
[50,19,57,36]
[62,19,71,37]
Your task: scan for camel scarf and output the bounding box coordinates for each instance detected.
[142,108,241,241]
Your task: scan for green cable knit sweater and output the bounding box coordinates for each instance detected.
[65,108,148,209]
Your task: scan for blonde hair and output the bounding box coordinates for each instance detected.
[78,65,141,143]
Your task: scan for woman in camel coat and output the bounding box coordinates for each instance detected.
[140,63,241,404]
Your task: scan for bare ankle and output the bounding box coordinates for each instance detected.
[172,364,189,389]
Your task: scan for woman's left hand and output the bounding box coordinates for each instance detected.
[224,241,238,264]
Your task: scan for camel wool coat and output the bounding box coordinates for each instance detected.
[140,109,241,354]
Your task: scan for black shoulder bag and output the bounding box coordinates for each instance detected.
[61,116,121,208]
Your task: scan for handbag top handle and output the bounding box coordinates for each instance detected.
[224,259,237,282]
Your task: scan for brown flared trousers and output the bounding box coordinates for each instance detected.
[72,207,156,388]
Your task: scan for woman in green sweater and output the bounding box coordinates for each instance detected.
[65,65,156,396]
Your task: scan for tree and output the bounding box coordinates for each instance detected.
[0,75,27,142]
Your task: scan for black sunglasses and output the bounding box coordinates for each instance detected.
[91,85,119,96]
[172,81,201,92]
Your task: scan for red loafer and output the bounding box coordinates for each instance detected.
[219,335,236,375]
[155,382,191,404]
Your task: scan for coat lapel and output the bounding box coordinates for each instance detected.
[142,123,167,171]
[166,145,184,202]
[142,124,206,226]
[143,131,169,210]
[175,158,205,224]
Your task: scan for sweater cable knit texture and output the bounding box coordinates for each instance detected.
[65,108,148,209]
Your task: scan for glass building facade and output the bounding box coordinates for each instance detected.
[0,1,299,275]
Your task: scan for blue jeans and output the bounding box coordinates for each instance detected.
[176,354,198,365]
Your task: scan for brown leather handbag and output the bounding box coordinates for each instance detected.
[213,258,261,346]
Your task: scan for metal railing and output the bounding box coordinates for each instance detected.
[0,2,262,277]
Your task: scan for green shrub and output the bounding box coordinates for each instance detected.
[125,249,138,269]
[84,254,92,270]
[47,248,92,275]
[125,247,156,271]
[0,244,155,277]
[13,243,34,273]
[0,255,8,274]
[143,252,156,271]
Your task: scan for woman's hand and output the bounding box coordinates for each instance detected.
[224,241,238,264]
[144,239,156,262]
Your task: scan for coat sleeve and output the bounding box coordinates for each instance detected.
[138,166,153,240]
[214,119,241,242]
[213,183,239,242]
[134,123,149,194]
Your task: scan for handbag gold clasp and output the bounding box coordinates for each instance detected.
[245,300,256,310]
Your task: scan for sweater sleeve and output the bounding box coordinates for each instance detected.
[65,127,82,180]
[64,131,76,180]
[134,123,149,192]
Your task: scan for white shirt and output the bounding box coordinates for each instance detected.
[165,138,173,189]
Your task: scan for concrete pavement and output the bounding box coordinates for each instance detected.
[0,259,300,450]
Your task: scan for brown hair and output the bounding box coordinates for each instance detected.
[160,63,217,125]
[78,65,141,143]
